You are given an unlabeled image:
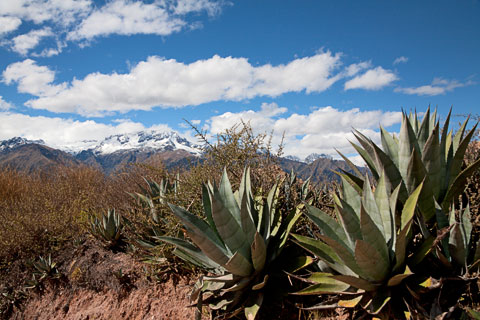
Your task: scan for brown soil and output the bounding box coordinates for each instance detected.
[7,238,200,320]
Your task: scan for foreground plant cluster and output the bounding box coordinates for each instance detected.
[1,108,480,319]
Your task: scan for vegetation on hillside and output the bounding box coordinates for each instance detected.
[1,108,479,319]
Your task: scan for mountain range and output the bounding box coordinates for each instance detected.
[0,131,363,182]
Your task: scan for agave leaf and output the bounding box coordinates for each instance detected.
[223,277,252,292]
[449,223,467,267]
[292,234,355,276]
[251,275,269,290]
[211,190,251,260]
[294,275,350,295]
[340,176,362,215]
[331,274,377,291]
[158,236,221,270]
[401,183,423,230]
[336,197,362,247]
[240,191,257,244]
[452,117,469,154]
[273,208,303,259]
[251,232,267,272]
[219,168,242,226]
[442,158,480,210]
[398,113,419,183]
[283,255,314,273]
[319,235,365,277]
[355,240,389,282]
[422,123,442,200]
[387,266,413,287]
[467,308,480,320]
[224,251,253,277]
[336,149,365,177]
[350,140,379,180]
[304,204,348,247]
[337,170,364,193]
[338,295,363,308]
[449,124,478,188]
[202,184,221,239]
[374,174,394,243]
[461,205,472,253]
[245,292,263,320]
[393,220,413,272]
[365,289,391,315]
[168,204,230,265]
[371,142,405,200]
[362,178,384,238]
[360,205,389,266]
[380,126,399,167]
[416,107,431,152]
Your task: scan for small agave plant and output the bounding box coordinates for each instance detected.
[159,168,305,319]
[89,209,125,249]
[293,173,423,317]
[25,254,61,289]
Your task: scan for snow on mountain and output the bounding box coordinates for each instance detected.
[304,153,332,164]
[284,155,302,162]
[90,130,202,156]
[0,137,46,152]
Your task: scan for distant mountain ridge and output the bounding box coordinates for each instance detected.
[0,132,365,181]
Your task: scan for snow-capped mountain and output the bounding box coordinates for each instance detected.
[0,137,46,152]
[304,153,332,164]
[89,130,202,156]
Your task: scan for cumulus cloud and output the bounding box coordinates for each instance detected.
[2,59,66,96]
[393,56,408,65]
[207,104,402,161]
[0,111,174,151]
[67,0,186,41]
[0,96,14,110]
[10,27,53,55]
[344,67,398,90]
[395,77,474,96]
[0,0,226,55]
[3,52,347,116]
[0,16,22,35]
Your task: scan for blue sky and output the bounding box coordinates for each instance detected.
[0,0,478,160]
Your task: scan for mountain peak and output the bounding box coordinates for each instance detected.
[0,137,46,152]
[91,130,202,156]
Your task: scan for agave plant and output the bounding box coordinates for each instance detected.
[293,173,424,317]
[337,107,480,221]
[159,168,305,319]
[89,209,125,248]
[131,174,179,224]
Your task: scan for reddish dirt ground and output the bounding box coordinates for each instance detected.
[7,238,200,320]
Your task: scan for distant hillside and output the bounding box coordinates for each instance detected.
[0,135,365,182]
[0,143,80,173]
[277,155,366,184]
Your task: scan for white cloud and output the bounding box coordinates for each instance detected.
[0,96,14,110]
[2,59,66,96]
[67,0,186,41]
[11,27,53,55]
[0,111,174,151]
[0,0,92,26]
[395,77,474,96]
[344,67,398,90]
[0,0,225,55]
[393,56,408,65]
[4,52,346,116]
[0,16,22,35]
[207,104,402,160]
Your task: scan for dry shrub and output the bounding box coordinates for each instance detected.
[0,163,158,266]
